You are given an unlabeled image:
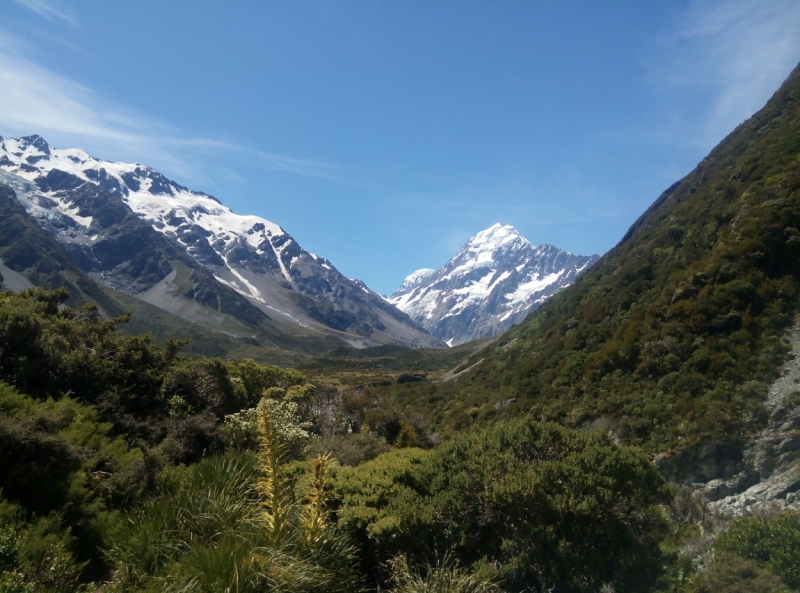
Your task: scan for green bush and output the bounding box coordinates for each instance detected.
[306,432,391,467]
[335,417,673,592]
[0,288,179,405]
[714,511,800,589]
[0,497,85,592]
[690,553,789,593]
[387,553,500,593]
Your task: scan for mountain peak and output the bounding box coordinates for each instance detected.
[19,134,51,153]
[466,223,527,253]
[390,223,598,346]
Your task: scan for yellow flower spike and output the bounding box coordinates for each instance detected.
[301,453,332,546]
[255,394,295,545]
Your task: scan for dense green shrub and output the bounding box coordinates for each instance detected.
[0,288,179,404]
[0,497,85,592]
[0,289,320,586]
[714,511,800,589]
[306,432,391,467]
[691,553,789,593]
[0,381,154,580]
[335,417,673,592]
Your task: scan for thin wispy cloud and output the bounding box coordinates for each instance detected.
[656,0,800,150]
[12,0,77,26]
[0,31,335,184]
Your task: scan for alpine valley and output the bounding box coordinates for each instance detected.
[3,46,800,593]
[0,135,445,362]
[389,223,598,346]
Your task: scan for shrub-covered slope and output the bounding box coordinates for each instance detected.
[404,63,800,457]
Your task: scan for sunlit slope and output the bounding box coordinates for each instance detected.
[444,63,800,454]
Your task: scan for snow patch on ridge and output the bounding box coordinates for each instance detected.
[505,271,563,304]
[398,268,436,292]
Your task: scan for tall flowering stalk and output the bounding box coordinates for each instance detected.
[254,393,333,549]
[256,397,295,545]
[301,453,332,546]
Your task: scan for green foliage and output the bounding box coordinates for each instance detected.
[106,451,361,592]
[105,452,258,589]
[229,358,306,407]
[307,432,391,467]
[689,553,789,593]
[0,497,85,592]
[0,381,156,579]
[0,288,313,461]
[301,343,481,375]
[335,417,672,592]
[714,511,800,589]
[0,289,320,585]
[334,447,429,588]
[394,421,419,448]
[336,447,429,537]
[0,288,179,403]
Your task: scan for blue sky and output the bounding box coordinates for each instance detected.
[2,1,800,295]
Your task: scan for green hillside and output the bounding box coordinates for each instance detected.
[364,64,800,459]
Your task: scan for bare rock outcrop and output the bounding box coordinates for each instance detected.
[691,320,800,516]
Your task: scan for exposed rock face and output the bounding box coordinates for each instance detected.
[688,320,800,516]
[389,224,598,346]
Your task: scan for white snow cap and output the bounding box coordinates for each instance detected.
[399,268,436,291]
[0,134,290,278]
[465,223,526,252]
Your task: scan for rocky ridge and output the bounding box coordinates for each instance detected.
[0,134,443,350]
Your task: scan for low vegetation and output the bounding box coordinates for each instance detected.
[0,287,738,592]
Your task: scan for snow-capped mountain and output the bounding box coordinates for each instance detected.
[0,134,444,350]
[389,224,599,346]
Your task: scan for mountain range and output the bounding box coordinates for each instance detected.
[0,135,444,359]
[0,134,604,355]
[389,223,598,346]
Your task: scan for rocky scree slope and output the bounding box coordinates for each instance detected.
[0,136,443,350]
[389,223,598,346]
